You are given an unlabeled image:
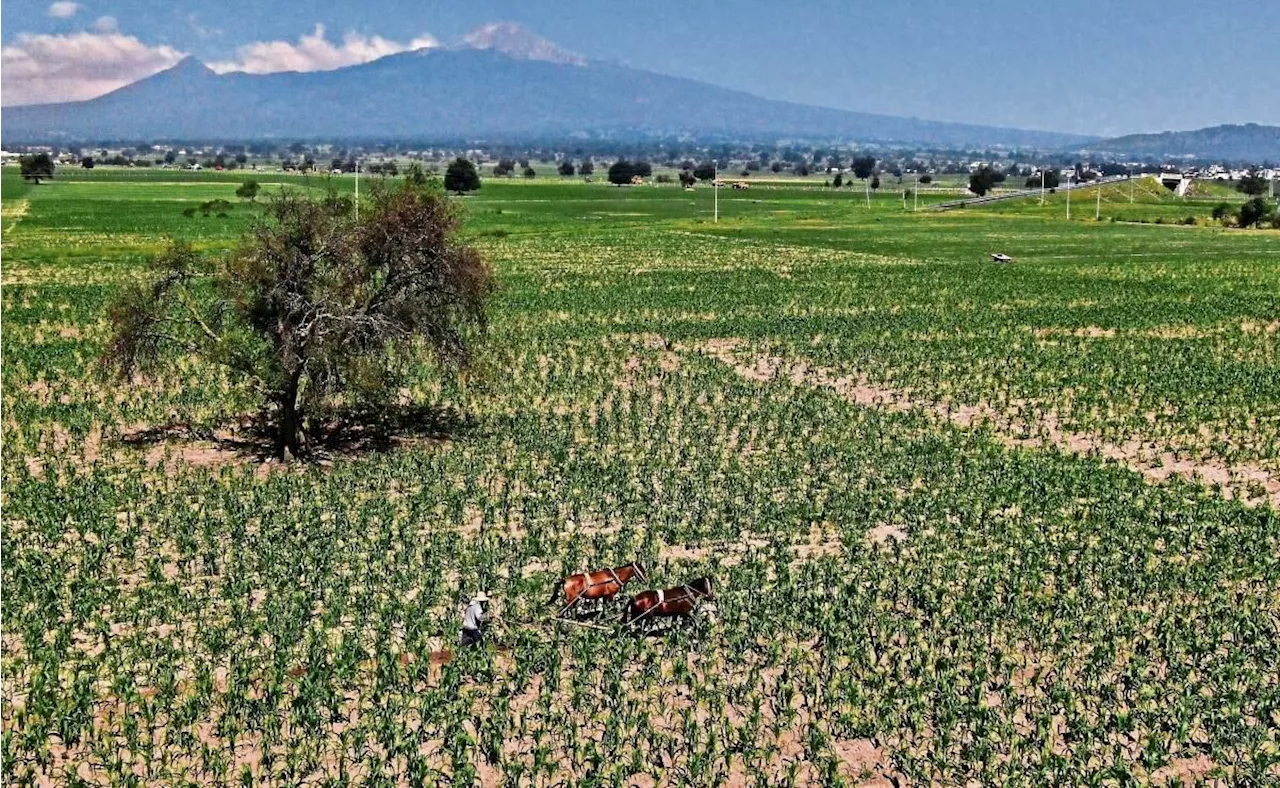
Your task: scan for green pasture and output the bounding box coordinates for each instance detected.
[2,169,1278,785]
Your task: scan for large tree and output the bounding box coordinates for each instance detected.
[102,183,493,459]
[20,153,55,183]
[607,160,635,185]
[444,158,481,195]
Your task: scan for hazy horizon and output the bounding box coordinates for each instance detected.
[3,0,1278,136]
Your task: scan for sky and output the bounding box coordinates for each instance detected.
[2,0,1277,136]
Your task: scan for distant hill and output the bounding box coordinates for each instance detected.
[1079,124,1280,162]
[2,24,1091,149]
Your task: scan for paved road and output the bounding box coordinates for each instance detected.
[931,175,1131,211]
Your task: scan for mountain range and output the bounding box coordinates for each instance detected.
[2,24,1091,149]
[1080,124,1279,162]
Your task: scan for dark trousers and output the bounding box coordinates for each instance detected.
[459,627,482,648]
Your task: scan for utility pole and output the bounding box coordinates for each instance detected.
[1066,173,1072,220]
[913,173,919,212]
[713,159,718,223]
[1041,169,1046,205]
[354,159,360,220]
[864,174,871,209]
[1096,179,1102,220]
[1129,165,1135,203]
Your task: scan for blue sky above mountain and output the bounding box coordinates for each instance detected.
[2,0,1277,136]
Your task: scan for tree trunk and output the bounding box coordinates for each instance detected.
[278,369,304,460]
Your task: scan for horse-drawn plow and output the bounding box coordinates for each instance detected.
[544,561,716,634]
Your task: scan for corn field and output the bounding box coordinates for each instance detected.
[3,170,1278,785]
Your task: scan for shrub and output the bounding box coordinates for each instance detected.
[1237,197,1275,229]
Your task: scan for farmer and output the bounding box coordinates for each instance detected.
[459,592,489,648]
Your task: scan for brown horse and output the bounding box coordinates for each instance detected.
[552,561,648,615]
[624,577,714,625]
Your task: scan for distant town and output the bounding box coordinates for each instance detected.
[2,140,1275,194]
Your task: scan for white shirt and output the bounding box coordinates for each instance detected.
[462,601,486,631]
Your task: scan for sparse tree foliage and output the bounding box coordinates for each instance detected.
[558,161,575,177]
[444,158,481,195]
[235,180,260,201]
[1237,170,1269,196]
[693,162,716,182]
[851,156,876,180]
[102,182,493,458]
[678,171,696,188]
[404,162,432,188]
[20,153,55,183]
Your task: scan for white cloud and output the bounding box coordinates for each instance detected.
[93,15,118,33]
[208,24,437,74]
[47,2,81,18]
[1,31,186,106]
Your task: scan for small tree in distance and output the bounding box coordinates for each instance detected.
[1237,197,1274,228]
[693,162,716,182]
[969,165,1005,197]
[851,156,876,180]
[1237,170,1269,196]
[558,161,575,177]
[608,160,635,185]
[235,180,260,202]
[101,182,494,459]
[579,160,594,176]
[20,153,56,183]
[1026,170,1060,189]
[444,158,481,195]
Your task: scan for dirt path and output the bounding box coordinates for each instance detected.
[696,339,1279,509]
[2,199,30,236]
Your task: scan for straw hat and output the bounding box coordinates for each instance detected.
[472,592,489,603]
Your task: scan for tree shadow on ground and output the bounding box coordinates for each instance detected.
[116,403,474,465]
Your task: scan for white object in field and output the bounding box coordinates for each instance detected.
[989,253,1015,264]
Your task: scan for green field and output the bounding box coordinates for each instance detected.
[3,168,1278,785]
